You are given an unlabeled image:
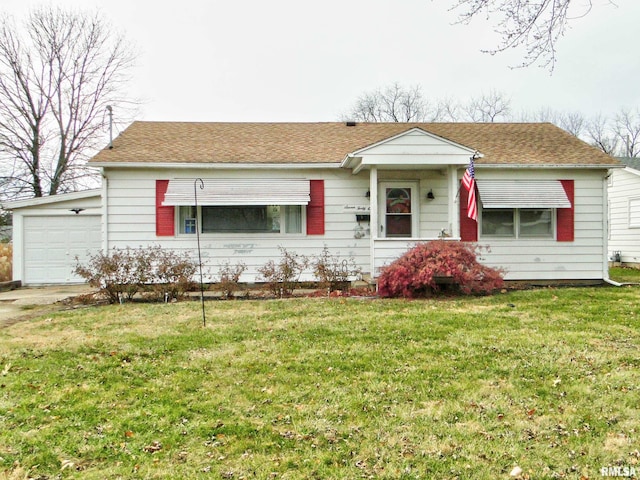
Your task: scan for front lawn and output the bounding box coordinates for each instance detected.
[1,286,639,479]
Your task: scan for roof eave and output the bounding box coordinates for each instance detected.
[2,188,102,210]
[91,161,342,169]
[477,163,623,169]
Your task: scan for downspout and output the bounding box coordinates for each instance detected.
[101,172,109,253]
[601,169,621,287]
[449,165,460,238]
[369,166,378,279]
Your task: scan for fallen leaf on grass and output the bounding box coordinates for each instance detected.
[510,466,523,477]
[1,363,11,376]
[124,430,134,438]
[143,441,162,453]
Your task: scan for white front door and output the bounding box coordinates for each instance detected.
[378,182,419,238]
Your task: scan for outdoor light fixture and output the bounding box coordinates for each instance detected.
[365,190,370,198]
[426,189,435,200]
[69,208,85,214]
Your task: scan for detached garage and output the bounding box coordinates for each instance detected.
[3,190,102,285]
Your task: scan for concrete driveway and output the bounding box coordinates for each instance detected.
[0,284,95,326]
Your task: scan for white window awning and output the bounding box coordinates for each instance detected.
[162,179,311,206]
[476,180,571,209]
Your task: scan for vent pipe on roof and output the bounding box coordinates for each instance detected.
[106,105,113,149]
[345,121,356,127]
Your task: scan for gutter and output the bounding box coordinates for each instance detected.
[88,162,341,170]
[477,164,624,170]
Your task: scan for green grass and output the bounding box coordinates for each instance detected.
[1,287,639,479]
[610,266,640,283]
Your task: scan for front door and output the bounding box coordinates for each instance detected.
[379,182,419,238]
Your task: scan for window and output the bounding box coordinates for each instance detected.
[481,208,553,239]
[379,182,419,238]
[179,205,303,234]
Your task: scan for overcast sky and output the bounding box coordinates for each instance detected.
[3,0,639,125]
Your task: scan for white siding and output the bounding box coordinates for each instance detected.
[373,169,608,281]
[608,167,640,264]
[104,168,372,282]
[470,170,606,281]
[104,167,609,283]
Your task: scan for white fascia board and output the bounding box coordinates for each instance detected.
[2,188,102,210]
[359,155,471,167]
[477,163,623,170]
[90,162,341,170]
[623,166,640,177]
[350,154,471,175]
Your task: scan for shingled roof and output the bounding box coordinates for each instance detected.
[89,121,619,167]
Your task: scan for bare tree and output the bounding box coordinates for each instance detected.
[586,114,619,155]
[461,90,512,122]
[342,83,443,122]
[449,0,611,70]
[613,108,640,157]
[0,6,136,201]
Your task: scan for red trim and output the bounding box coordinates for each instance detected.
[156,180,175,236]
[459,182,478,241]
[557,179,574,242]
[306,180,325,235]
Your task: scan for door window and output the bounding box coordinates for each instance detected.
[384,186,415,237]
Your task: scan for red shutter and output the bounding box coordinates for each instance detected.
[459,182,478,241]
[156,180,175,236]
[557,179,574,242]
[306,180,325,235]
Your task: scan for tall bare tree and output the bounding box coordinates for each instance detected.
[613,108,640,158]
[586,114,619,156]
[342,83,443,123]
[462,90,512,122]
[0,6,135,200]
[449,0,610,70]
[518,108,586,138]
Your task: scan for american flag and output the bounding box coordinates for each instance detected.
[462,156,478,221]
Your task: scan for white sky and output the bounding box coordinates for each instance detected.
[3,0,639,124]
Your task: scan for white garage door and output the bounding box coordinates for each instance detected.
[23,215,102,284]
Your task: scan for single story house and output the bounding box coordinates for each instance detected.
[608,157,640,266]
[4,121,621,285]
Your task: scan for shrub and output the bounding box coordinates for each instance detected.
[258,247,309,297]
[145,246,198,302]
[312,246,362,293]
[74,247,150,303]
[74,246,198,303]
[212,260,247,299]
[377,240,504,298]
[0,242,12,282]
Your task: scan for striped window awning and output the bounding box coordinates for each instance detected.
[161,179,311,206]
[476,180,571,209]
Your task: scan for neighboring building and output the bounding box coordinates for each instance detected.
[3,121,620,285]
[608,157,640,266]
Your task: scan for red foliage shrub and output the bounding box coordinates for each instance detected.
[377,241,504,298]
